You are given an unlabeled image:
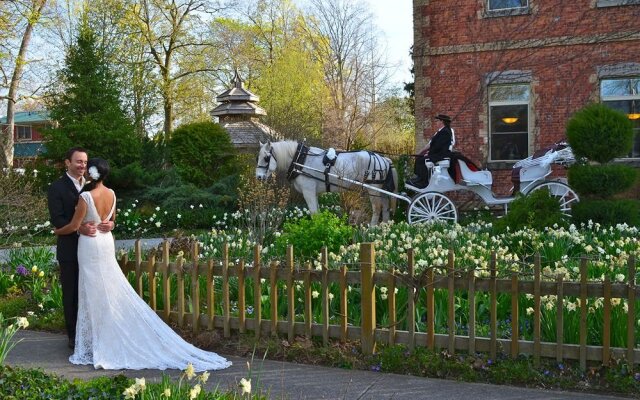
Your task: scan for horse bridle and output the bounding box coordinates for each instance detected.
[256,148,277,171]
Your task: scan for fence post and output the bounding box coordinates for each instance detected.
[447,249,455,354]
[286,245,295,342]
[533,254,541,367]
[627,255,636,371]
[510,272,519,359]
[161,241,170,322]
[407,249,416,351]
[321,247,329,346]
[135,239,143,296]
[253,244,262,339]
[579,257,588,370]
[191,241,200,334]
[489,252,497,361]
[360,243,376,355]
[603,276,611,366]
[222,243,230,338]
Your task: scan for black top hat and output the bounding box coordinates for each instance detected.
[435,114,452,122]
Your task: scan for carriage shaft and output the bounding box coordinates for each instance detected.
[292,162,412,204]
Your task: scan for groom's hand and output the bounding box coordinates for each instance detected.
[97,220,114,233]
[78,222,97,237]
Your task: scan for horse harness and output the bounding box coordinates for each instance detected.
[286,143,392,193]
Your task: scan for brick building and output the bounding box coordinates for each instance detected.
[413,0,640,194]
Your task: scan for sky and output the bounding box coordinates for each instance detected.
[365,0,413,89]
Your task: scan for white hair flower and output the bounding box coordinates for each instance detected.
[88,166,100,180]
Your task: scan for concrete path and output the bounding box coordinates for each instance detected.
[5,330,631,400]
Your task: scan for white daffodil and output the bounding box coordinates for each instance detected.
[239,378,252,394]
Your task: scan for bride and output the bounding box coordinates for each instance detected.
[53,158,231,371]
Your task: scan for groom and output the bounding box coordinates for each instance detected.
[47,147,113,349]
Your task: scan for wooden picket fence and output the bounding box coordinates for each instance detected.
[118,240,640,370]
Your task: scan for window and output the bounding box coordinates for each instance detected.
[601,78,640,158]
[597,0,640,8]
[489,84,530,161]
[16,125,32,141]
[488,0,528,11]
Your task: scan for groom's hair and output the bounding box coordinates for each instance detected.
[65,147,88,161]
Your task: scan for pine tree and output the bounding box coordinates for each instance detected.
[42,17,141,184]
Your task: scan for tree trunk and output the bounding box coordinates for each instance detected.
[1,0,47,169]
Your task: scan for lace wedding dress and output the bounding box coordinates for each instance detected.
[70,191,231,371]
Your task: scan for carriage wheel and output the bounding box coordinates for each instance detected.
[407,192,458,224]
[527,181,579,217]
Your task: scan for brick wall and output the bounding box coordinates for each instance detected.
[413,0,640,195]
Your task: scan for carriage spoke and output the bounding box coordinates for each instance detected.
[408,192,457,224]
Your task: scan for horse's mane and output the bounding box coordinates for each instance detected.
[271,140,300,173]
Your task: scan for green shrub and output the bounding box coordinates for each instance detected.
[0,296,32,319]
[275,211,354,258]
[493,189,567,232]
[568,164,637,198]
[572,199,640,226]
[168,121,240,187]
[566,103,633,163]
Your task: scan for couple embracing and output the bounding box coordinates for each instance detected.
[47,147,230,371]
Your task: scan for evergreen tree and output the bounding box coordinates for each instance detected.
[42,17,141,187]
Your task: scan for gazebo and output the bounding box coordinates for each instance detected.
[211,71,281,153]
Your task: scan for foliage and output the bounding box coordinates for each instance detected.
[236,170,290,245]
[275,211,354,259]
[492,189,567,233]
[0,169,50,247]
[0,363,268,399]
[168,121,239,187]
[41,19,142,190]
[572,199,640,227]
[568,163,637,198]
[566,103,633,163]
[0,313,29,364]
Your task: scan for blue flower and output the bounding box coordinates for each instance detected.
[16,264,28,276]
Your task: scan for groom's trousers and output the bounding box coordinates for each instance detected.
[59,260,79,340]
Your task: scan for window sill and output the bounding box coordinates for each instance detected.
[596,0,640,8]
[483,7,530,18]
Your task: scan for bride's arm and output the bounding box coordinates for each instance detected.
[53,199,88,235]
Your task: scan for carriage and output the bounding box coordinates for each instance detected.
[403,142,579,223]
[255,140,579,225]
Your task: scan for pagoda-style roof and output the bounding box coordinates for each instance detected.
[211,71,266,117]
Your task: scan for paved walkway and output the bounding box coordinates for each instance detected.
[5,330,631,400]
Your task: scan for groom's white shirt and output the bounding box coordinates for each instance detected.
[66,172,85,192]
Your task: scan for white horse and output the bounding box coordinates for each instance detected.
[255,140,397,225]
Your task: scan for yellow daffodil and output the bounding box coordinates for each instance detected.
[189,384,201,399]
[16,317,29,329]
[199,371,210,383]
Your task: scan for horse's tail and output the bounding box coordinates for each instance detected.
[382,163,398,215]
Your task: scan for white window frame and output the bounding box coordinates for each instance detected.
[488,84,531,162]
[15,125,32,141]
[488,0,529,11]
[601,77,640,158]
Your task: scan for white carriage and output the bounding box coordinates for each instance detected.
[403,142,579,224]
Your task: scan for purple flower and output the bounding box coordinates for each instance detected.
[634,372,640,381]
[370,364,381,372]
[15,264,28,276]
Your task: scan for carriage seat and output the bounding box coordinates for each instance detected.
[457,159,492,185]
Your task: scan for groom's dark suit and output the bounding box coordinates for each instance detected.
[48,174,82,341]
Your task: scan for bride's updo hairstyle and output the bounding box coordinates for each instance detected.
[82,158,110,192]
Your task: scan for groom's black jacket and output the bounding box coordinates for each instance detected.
[48,175,81,262]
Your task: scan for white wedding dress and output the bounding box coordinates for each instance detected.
[70,191,231,371]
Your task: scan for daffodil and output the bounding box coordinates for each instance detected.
[184,362,196,380]
[239,377,252,394]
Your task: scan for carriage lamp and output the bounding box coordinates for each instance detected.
[501,117,518,124]
[628,113,640,120]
